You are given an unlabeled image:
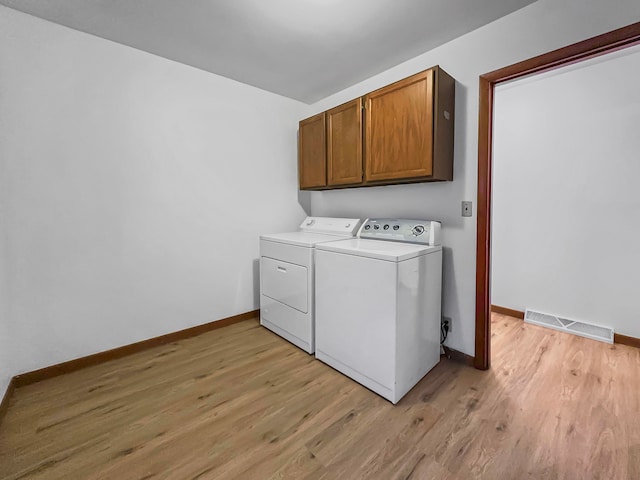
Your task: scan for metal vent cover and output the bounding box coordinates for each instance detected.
[524,309,614,344]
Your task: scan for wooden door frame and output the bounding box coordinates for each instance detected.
[474,21,640,370]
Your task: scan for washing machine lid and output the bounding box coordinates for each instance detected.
[315,238,441,262]
[260,231,354,248]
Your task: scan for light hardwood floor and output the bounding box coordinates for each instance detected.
[0,314,638,479]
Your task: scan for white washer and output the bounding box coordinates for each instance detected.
[260,217,362,354]
[315,218,443,404]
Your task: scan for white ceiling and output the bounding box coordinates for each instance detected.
[0,0,536,103]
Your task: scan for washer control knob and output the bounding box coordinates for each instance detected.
[412,225,425,236]
[383,224,390,230]
[374,224,380,230]
[393,225,400,231]
[364,224,371,230]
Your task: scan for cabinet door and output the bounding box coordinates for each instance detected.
[365,69,434,182]
[299,113,326,189]
[327,99,363,186]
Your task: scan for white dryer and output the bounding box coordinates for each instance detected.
[260,217,362,354]
[314,218,443,404]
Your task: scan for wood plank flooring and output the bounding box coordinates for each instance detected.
[0,314,638,479]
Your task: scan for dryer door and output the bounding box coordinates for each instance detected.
[261,257,308,313]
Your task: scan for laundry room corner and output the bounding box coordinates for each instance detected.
[0,4,309,378]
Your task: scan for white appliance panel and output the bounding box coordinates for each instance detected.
[314,217,443,404]
[316,238,440,262]
[315,249,396,389]
[260,239,312,266]
[261,257,308,313]
[259,216,362,354]
[261,295,312,351]
[260,231,356,248]
[394,252,442,400]
[299,217,361,235]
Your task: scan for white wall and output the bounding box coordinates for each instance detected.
[0,5,307,386]
[0,142,11,397]
[305,0,640,356]
[492,44,640,338]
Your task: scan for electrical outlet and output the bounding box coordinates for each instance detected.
[462,201,472,217]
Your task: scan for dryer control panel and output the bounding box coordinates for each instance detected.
[299,217,362,236]
[358,219,441,245]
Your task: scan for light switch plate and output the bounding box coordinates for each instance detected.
[462,201,473,217]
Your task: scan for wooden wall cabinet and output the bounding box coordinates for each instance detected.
[327,99,363,186]
[298,100,363,190]
[298,112,327,189]
[298,66,455,190]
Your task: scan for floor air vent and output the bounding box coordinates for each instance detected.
[524,309,614,344]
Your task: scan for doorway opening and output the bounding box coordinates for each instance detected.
[474,21,640,370]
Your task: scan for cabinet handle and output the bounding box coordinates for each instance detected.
[277,266,287,273]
